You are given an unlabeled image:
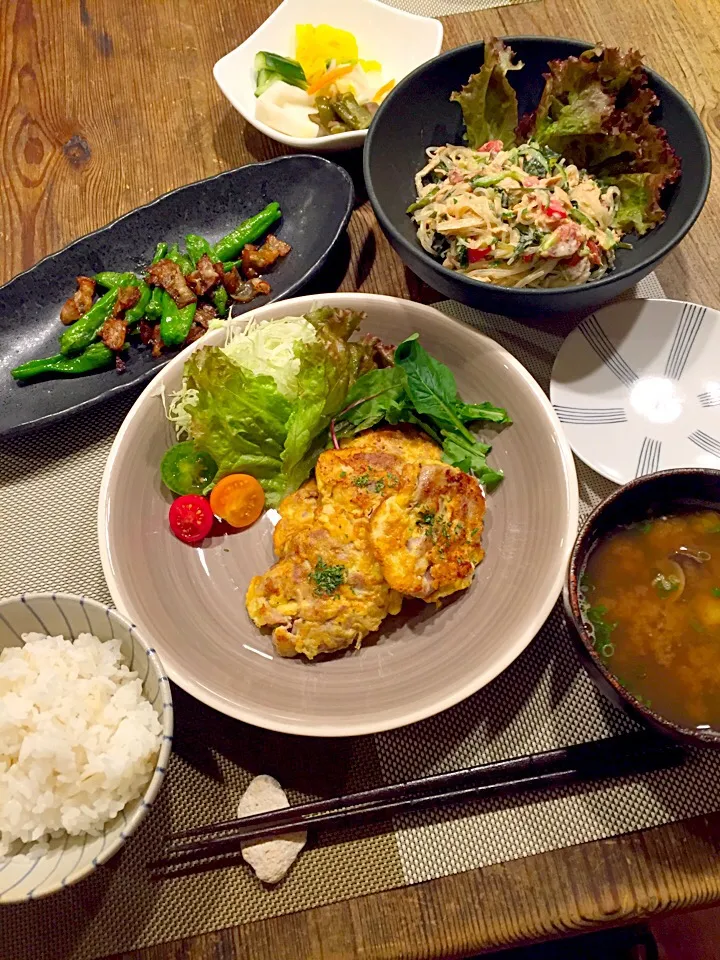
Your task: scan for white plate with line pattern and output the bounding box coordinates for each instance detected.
[550,299,720,485]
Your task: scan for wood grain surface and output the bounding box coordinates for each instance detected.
[2,0,720,957]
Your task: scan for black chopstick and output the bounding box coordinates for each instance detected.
[152,732,683,869]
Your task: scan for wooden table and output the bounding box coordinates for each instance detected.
[3,0,720,956]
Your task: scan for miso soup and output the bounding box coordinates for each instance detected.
[582,509,720,730]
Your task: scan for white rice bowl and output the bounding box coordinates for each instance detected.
[0,633,161,854]
[0,593,172,903]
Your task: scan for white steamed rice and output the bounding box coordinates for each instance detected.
[0,632,162,856]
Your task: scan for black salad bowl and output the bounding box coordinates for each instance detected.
[363,37,711,319]
[564,469,720,749]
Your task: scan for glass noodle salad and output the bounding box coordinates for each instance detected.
[412,141,625,288]
[410,39,680,289]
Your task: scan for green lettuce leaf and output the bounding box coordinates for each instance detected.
[182,347,292,506]
[603,172,668,235]
[517,46,680,232]
[181,308,376,506]
[281,308,375,493]
[450,38,522,149]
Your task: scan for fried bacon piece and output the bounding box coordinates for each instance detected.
[98,285,141,352]
[194,302,217,329]
[99,317,127,351]
[147,259,196,307]
[186,254,222,296]
[184,323,206,344]
[222,266,242,295]
[112,285,141,316]
[241,234,291,279]
[60,275,96,324]
[138,319,164,358]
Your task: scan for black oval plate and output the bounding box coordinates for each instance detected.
[0,155,354,437]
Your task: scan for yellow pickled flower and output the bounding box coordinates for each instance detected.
[295,24,359,81]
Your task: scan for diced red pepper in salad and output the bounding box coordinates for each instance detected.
[586,239,603,266]
[544,200,568,219]
[564,253,582,267]
[467,246,492,263]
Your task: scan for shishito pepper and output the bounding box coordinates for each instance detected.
[59,275,137,355]
[160,291,196,347]
[166,242,194,275]
[212,285,229,318]
[213,203,282,262]
[12,342,115,381]
[146,241,169,320]
[125,281,151,324]
[185,234,213,266]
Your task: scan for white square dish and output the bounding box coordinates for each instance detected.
[213,0,443,152]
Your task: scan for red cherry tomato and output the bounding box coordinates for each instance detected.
[169,495,214,544]
[467,246,492,263]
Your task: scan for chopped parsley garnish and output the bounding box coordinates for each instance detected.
[713,587,720,598]
[309,558,346,597]
[638,520,653,534]
[352,472,385,493]
[416,511,452,543]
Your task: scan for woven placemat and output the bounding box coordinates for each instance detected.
[4,275,720,960]
[381,0,537,17]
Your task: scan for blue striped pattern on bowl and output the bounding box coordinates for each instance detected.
[0,592,173,903]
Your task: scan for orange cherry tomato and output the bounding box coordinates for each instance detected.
[209,474,265,529]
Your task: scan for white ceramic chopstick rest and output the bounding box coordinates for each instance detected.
[237,775,307,884]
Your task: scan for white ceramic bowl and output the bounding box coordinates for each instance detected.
[0,593,172,903]
[98,292,578,737]
[213,0,443,152]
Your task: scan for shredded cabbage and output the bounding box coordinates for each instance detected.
[221,316,317,398]
[167,316,319,439]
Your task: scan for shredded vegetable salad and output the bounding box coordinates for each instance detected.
[410,141,625,288]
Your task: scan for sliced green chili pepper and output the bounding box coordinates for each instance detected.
[152,241,168,264]
[332,93,372,131]
[406,186,439,214]
[185,234,213,266]
[212,286,229,318]
[59,276,137,355]
[125,281,151,324]
[166,243,194,275]
[161,441,218,496]
[213,202,281,262]
[12,342,115,381]
[160,291,196,347]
